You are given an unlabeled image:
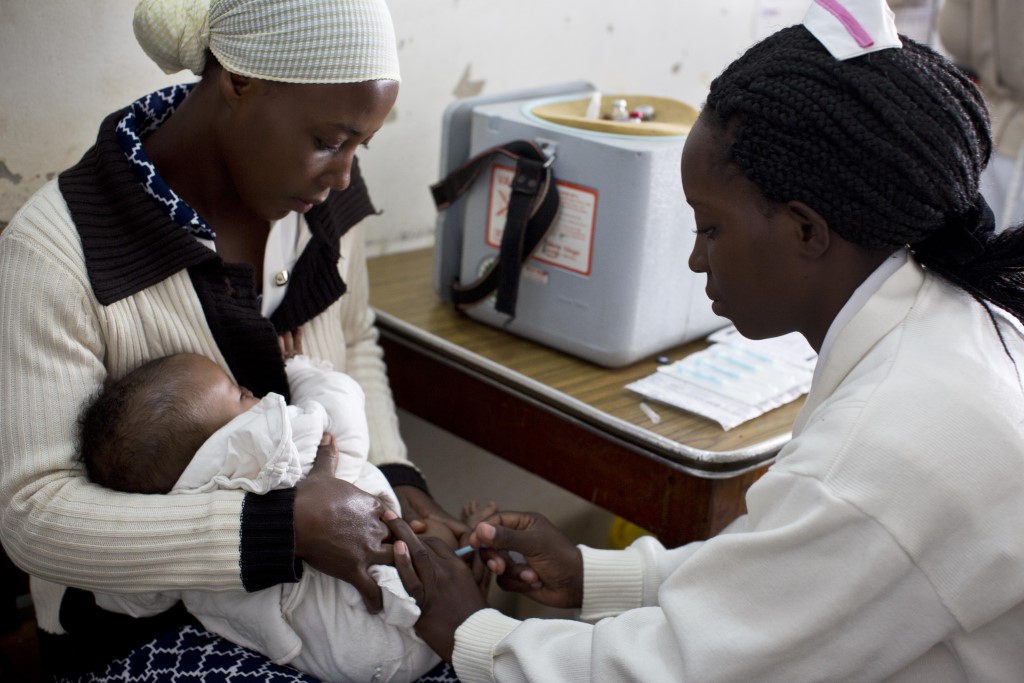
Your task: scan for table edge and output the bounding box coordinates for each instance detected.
[374,308,786,477]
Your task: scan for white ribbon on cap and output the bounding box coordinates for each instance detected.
[804,0,902,60]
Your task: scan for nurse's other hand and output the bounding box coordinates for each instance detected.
[387,512,488,662]
[473,511,583,609]
[295,434,392,613]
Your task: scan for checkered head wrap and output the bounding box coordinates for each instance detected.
[133,0,400,83]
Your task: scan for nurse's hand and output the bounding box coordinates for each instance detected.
[473,511,584,609]
[295,434,393,613]
[387,511,488,662]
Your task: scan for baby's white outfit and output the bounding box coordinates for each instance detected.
[97,356,439,683]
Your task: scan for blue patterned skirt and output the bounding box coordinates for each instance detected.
[60,624,460,683]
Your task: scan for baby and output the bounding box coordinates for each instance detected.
[78,338,494,683]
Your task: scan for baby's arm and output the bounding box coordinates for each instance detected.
[280,327,370,481]
[420,500,498,597]
[414,500,499,549]
[415,516,461,551]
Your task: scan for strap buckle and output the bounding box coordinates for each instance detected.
[432,140,561,317]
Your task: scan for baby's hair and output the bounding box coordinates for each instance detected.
[79,356,208,494]
[702,25,1024,327]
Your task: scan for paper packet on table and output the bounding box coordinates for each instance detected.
[626,326,817,430]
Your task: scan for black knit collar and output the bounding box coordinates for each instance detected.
[58,105,376,324]
[60,107,216,306]
[58,105,377,399]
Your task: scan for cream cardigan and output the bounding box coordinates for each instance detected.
[0,179,412,634]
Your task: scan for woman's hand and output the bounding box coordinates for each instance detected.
[278,327,303,360]
[386,512,488,662]
[472,511,584,610]
[294,434,393,613]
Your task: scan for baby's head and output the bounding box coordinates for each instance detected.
[80,353,260,494]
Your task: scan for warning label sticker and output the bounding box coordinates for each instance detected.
[485,164,597,276]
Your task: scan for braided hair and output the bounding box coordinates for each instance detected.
[702,25,1024,327]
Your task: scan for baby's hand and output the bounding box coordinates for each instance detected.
[279,327,304,360]
[462,500,498,528]
[460,500,498,598]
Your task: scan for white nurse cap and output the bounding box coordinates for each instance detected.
[803,0,902,60]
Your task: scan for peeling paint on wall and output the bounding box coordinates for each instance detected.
[453,64,485,99]
[1,169,61,224]
[1,0,765,252]
[0,161,23,185]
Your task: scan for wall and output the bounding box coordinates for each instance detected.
[0,0,770,245]
[0,0,944,240]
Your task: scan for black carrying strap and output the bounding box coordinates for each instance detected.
[431,140,559,316]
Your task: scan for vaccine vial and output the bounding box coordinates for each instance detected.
[634,104,655,121]
[610,99,629,122]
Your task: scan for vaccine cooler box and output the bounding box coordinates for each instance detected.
[432,81,727,367]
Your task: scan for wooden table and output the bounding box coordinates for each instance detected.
[368,248,804,547]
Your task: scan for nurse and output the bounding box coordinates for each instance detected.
[386,1,1024,681]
